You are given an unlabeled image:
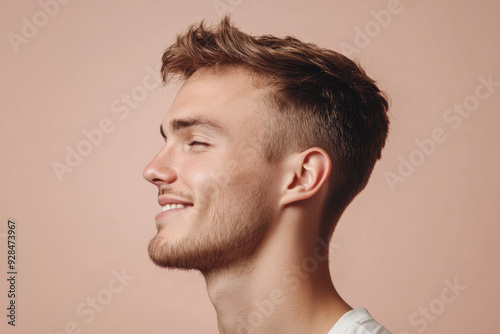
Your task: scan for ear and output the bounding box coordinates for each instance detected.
[279,148,332,207]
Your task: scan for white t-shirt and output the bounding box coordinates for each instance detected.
[328,307,392,334]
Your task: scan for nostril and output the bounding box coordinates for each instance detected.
[143,149,177,185]
[143,162,177,186]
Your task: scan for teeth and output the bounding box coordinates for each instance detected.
[161,204,186,212]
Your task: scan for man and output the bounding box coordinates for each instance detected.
[143,16,391,334]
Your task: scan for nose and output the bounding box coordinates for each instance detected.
[143,147,177,186]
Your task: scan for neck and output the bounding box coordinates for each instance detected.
[203,208,352,334]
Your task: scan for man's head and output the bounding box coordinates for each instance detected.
[144,67,279,274]
[144,17,389,272]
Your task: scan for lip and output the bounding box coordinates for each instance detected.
[155,207,189,221]
[155,196,193,221]
[158,196,194,207]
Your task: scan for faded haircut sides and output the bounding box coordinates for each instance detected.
[160,16,390,242]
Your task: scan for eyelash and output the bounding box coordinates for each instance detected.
[188,141,208,147]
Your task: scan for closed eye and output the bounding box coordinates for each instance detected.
[188,141,209,147]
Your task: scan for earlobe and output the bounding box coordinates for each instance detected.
[279,148,332,207]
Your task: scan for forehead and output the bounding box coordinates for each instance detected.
[163,67,270,134]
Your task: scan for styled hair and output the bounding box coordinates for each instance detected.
[161,16,389,241]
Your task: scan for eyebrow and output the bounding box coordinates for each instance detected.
[160,117,225,139]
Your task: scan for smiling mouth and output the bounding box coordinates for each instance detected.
[161,203,189,212]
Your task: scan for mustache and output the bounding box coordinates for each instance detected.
[158,187,194,202]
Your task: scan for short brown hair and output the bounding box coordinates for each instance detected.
[161,16,389,241]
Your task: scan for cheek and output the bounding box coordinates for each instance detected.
[179,149,272,206]
[181,151,241,189]
[180,158,231,209]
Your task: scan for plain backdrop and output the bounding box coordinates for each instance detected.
[1,1,499,333]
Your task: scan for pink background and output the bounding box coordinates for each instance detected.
[1,1,499,333]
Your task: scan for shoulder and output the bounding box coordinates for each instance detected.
[327,308,392,334]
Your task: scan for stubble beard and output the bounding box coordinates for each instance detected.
[148,186,273,275]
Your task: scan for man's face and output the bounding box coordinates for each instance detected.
[143,67,280,274]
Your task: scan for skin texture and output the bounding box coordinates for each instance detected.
[143,67,352,333]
